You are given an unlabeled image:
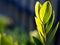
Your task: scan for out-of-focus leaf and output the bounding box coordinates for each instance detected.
[1,33,7,45]
[30,30,39,38]
[30,30,40,43]
[1,33,18,45]
[0,15,10,26]
[6,35,13,45]
[35,17,44,37]
[0,34,1,45]
[47,22,59,44]
[26,41,35,45]
[0,15,10,33]
[45,11,55,34]
[13,41,18,45]
[40,1,52,24]
[33,36,43,45]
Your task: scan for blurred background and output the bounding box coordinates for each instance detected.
[0,0,60,45]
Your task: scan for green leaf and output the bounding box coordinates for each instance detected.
[1,33,7,45]
[39,33,45,45]
[0,15,10,26]
[40,1,52,24]
[13,41,18,45]
[47,22,59,44]
[45,11,55,34]
[33,36,43,45]
[6,35,13,45]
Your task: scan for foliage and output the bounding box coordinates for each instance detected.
[0,15,30,45]
[0,15,10,33]
[0,33,18,45]
[34,1,59,45]
[0,1,59,45]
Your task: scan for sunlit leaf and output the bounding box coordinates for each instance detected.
[35,1,41,18]
[35,17,44,37]
[40,1,52,24]
[47,22,59,44]
[45,11,55,34]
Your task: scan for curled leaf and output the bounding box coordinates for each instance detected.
[45,11,55,34]
[40,1,52,24]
